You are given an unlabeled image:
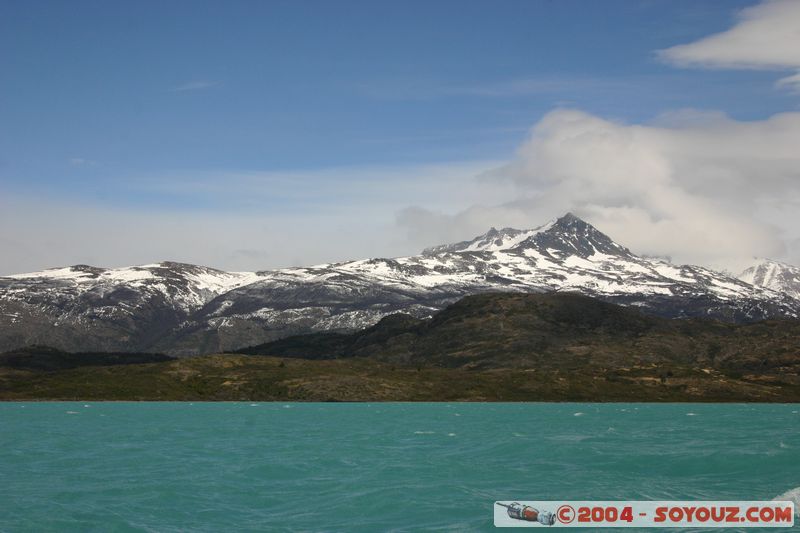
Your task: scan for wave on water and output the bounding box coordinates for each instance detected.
[773,487,800,517]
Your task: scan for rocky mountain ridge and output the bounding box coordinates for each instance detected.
[2,213,798,355]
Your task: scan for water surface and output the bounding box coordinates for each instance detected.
[1,403,798,532]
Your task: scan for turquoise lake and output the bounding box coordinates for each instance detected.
[1,403,798,532]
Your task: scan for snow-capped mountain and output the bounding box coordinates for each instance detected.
[738,258,800,301]
[0,262,265,354]
[2,214,799,356]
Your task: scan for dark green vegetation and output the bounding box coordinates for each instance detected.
[2,293,799,401]
[0,346,175,372]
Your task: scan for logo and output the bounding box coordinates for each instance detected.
[496,502,556,526]
[494,501,795,528]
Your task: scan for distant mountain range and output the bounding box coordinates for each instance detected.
[2,213,799,355]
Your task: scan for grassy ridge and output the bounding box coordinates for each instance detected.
[1,354,798,402]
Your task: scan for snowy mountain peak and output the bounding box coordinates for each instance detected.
[738,258,800,300]
[521,213,632,259]
[422,213,630,259]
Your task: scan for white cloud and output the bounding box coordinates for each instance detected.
[0,193,393,275]
[69,157,98,167]
[7,111,800,275]
[0,161,505,275]
[776,72,800,93]
[659,0,800,93]
[170,81,219,92]
[396,203,537,253]
[398,109,800,270]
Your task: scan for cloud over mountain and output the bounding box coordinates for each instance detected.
[399,108,800,271]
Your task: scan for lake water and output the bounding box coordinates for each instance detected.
[1,403,798,532]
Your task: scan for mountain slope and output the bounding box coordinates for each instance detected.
[2,214,799,355]
[0,262,263,353]
[239,292,800,375]
[738,258,800,301]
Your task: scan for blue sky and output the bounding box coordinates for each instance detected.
[0,1,782,184]
[2,0,800,273]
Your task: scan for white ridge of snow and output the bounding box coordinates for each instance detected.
[463,227,543,252]
[652,263,696,283]
[738,258,800,300]
[8,266,98,281]
[4,262,268,312]
[185,270,263,293]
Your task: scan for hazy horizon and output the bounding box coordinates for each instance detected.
[0,211,779,277]
[3,0,800,275]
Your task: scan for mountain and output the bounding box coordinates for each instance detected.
[738,258,800,301]
[4,293,799,402]
[0,262,262,353]
[2,213,799,355]
[239,292,800,375]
